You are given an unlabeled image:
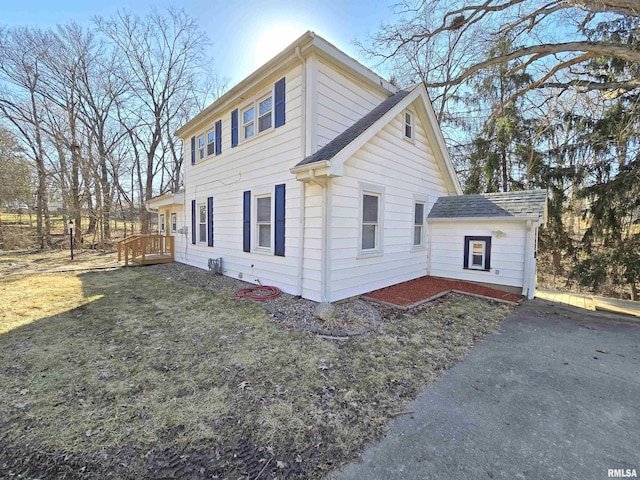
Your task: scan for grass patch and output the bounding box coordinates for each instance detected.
[0,257,513,479]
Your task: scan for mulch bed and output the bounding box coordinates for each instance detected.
[364,275,523,306]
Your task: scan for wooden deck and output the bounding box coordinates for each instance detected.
[117,234,174,266]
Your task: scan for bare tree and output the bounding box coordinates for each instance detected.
[95,7,210,232]
[0,26,52,248]
[366,0,640,105]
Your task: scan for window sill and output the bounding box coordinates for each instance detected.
[357,250,383,259]
[251,248,273,255]
[239,126,274,146]
[403,135,415,144]
[464,267,490,272]
[411,245,426,252]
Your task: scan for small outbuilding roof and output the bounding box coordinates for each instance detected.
[295,89,410,167]
[428,190,548,221]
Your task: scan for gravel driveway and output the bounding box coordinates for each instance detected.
[331,299,640,480]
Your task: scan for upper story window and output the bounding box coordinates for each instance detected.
[198,135,205,160]
[258,96,272,132]
[243,106,255,140]
[206,129,215,156]
[404,111,414,140]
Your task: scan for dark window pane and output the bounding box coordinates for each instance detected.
[414,203,424,224]
[472,253,483,266]
[363,194,378,223]
[414,225,422,246]
[362,225,376,249]
[258,114,272,132]
[259,224,271,247]
[257,197,271,222]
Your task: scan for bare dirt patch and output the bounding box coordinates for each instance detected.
[0,258,514,479]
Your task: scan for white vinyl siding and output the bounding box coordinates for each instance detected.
[429,220,526,288]
[182,65,306,297]
[315,58,388,149]
[327,107,449,301]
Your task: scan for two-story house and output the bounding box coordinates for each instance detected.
[147,31,547,303]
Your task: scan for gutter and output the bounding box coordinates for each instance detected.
[427,215,542,223]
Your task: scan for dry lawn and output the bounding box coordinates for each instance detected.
[0,252,513,479]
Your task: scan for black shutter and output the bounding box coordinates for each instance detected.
[207,196,214,247]
[191,200,196,245]
[274,184,285,256]
[243,191,251,252]
[215,120,222,155]
[231,109,239,147]
[190,136,196,165]
[274,77,285,128]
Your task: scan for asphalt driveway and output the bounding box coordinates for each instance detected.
[332,299,640,480]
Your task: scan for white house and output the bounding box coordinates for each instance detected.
[146,31,547,302]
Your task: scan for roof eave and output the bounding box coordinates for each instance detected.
[427,215,543,223]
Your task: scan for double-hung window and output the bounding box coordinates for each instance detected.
[243,106,255,140]
[256,196,271,249]
[414,202,425,247]
[404,111,414,140]
[170,213,177,233]
[464,236,492,271]
[198,135,205,160]
[258,96,272,132]
[199,204,207,243]
[362,194,379,251]
[359,183,384,256]
[159,214,165,233]
[206,129,215,156]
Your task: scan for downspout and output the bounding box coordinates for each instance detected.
[309,169,328,302]
[522,220,532,299]
[295,46,307,297]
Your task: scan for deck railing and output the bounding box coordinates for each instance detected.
[117,234,174,266]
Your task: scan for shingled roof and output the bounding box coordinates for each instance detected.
[428,190,547,220]
[295,89,411,167]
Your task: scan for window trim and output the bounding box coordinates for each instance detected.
[358,183,385,258]
[197,135,205,160]
[239,85,278,144]
[242,104,255,140]
[198,203,207,243]
[412,196,426,250]
[170,213,177,233]
[404,110,415,142]
[206,129,215,156]
[257,94,273,133]
[463,235,492,271]
[254,193,273,251]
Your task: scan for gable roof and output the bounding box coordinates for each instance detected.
[290,83,463,195]
[175,31,397,138]
[295,89,410,167]
[428,190,548,222]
